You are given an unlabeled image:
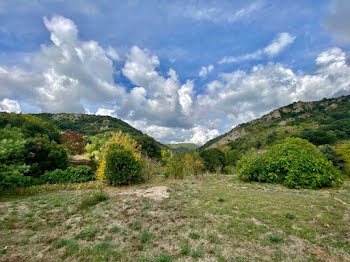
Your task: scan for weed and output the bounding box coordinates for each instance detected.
[191,247,203,258]
[75,227,99,241]
[131,220,142,231]
[268,235,284,243]
[180,243,191,256]
[94,241,112,250]
[189,232,200,240]
[140,229,152,243]
[218,198,225,203]
[110,225,122,233]
[285,212,296,219]
[79,190,109,210]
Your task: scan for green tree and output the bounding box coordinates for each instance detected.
[200,148,225,172]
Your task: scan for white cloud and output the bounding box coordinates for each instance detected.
[0,15,125,113]
[219,32,295,64]
[0,98,21,113]
[185,1,264,24]
[264,33,296,57]
[106,46,121,61]
[198,65,214,78]
[202,48,350,128]
[96,108,116,117]
[120,46,195,128]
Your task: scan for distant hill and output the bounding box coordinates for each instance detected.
[201,95,350,151]
[35,113,164,159]
[167,143,198,153]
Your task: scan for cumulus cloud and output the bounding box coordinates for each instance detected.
[119,46,195,128]
[1,15,349,145]
[219,32,295,64]
[0,15,124,113]
[202,48,350,128]
[0,98,21,113]
[323,0,350,45]
[198,65,214,78]
[95,108,117,117]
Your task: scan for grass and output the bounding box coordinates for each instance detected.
[0,174,349,261]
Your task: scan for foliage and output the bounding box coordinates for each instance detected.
[104,144,143,186]
[0,113,60,142]
[199,148,225,172]
[301,128,337,145]
[237,138,343,189]
[135,135,162,159]
[96,131,142,181]
[141,156,164,182]
[337,143,350,176]
[24,136,68,177]
[61,130,86,155]
[41,166,95,184]
[224,150,240,166]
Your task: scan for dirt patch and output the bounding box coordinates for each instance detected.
[117,186,170,201]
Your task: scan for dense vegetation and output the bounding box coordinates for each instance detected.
[237,138,343,189]
[1,95,349,191]
[199,95,350,183]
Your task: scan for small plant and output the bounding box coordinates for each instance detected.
[75,227,99,241]
[130,220,142,231]
[180,243,191,256]
[189,232,200,240]
[94,241,112,250]
[268,235,284,243]
[53,239,79,250]
[191,248,203,258]
[140,229,152,243]
[110,225,122,233]
[285,212,296,219]
[218,198,225,203]
[79,190,109,209]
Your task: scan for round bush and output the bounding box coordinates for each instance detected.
[104,144,143,186]
[237,138,343,189]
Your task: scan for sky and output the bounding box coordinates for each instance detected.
[0,0,350,145]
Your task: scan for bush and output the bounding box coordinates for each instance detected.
[104,144,143,186]
[237,138,343,189]
[41,165,95,184]
[61,130,86,155]
[200,148,225,172]
[24,136,68,177]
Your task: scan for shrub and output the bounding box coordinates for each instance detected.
[237,138,343,189]
[104,144,143,186]
[61,130,86,155]
[199,148,225,172]
[41,165,95,184]
[24,136,68,177]
[96,131,142,181]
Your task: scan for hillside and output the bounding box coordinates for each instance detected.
[167,143,198,153]
[201,95,350,151]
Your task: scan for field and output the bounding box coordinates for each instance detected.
[1,175,350,262]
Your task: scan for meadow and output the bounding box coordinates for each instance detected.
[1,174,349,262]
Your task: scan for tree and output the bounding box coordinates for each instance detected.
[61,130,86,155]
[199,148,225,172]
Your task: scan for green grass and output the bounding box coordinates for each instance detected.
[0,175,349,261]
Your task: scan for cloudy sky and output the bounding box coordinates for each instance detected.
[0,0,350,144]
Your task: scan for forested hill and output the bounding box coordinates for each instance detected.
[201,95,350,150]
[34,113,165,159]
[35,113,143,136]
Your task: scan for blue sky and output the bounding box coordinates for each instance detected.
[0,0,350,144]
